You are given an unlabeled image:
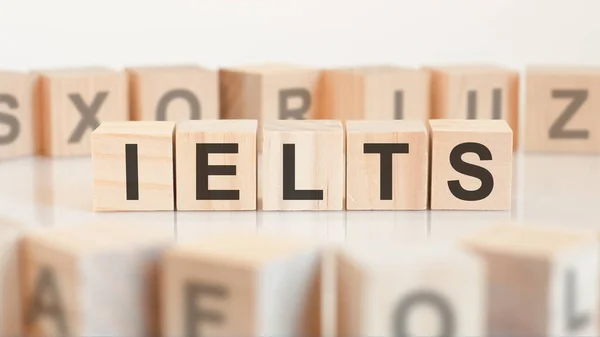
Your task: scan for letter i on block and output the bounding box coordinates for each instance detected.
[21,223,173,337]
[91,121,175,211]
[176,120,257,210]
[462,224,600,337]
[36,68,128,156]
[337,244,485,336]
[0,71,34,160]
[429,119,513,210]
[262,120,344,211]
[346,120,428,210]
[162,234,321,337]
[525,67,600,153]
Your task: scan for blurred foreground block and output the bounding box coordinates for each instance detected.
[162,234,321,337]
[21,223,173,337]
[0,221,24,337]
[0,71,34,160]
[336,244,485,336]
[463,224,599,337]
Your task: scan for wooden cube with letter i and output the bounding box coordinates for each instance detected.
[91,121,175,211]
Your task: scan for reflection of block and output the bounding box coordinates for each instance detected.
[337,244,485,336]
[162,234,321,337]
[346,120,428,210]
[175,120,257,210]
[321,66,430,120]
[428,65,519,147]
[0,71,34,160]
[429,119,513,210]
[262,120,344,211]
[21,223,173,337]
[37,68,128,156]
[91,121,175,211]
[462,224,600,337]
[525,67,600,153]
[128,66,218,121]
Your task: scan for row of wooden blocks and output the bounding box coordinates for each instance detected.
[1,222,598,337]
[2,64,600,160]
[91,119,513,211]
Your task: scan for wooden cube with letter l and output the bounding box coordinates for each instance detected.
[429,119,513,210]
[337,243,485,337]
[36,68,128,156]
[525,67,600,153]
[21,222,173,337]
[91,121,175,211]
[0,71,34,160]
[161,234,321,337]
[462,224,600,337]
[128,65,218,122]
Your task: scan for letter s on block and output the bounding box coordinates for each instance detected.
[447,142,494,201]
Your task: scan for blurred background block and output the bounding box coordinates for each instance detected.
[0,71,34,160]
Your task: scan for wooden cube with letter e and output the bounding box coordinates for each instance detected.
[128,65,218,122]
[429,119,513,210]
[462,224,600,337]
[0,71,34,160]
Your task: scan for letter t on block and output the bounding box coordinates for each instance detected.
[91,121,175,211]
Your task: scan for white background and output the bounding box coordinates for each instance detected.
[0,0,599,70]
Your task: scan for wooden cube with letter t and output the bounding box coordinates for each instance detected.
[525,67,600,153]
[462,224,600,337]
[36,68,128,156]
[337,243,485,337]
[91,121,175,211]
[128,65,218,121]
[0,71,34,160]
[161,234,321,337]
[429,119,513,210]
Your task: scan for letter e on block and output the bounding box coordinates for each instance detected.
[91,121,175,211]
[429,119,513,210]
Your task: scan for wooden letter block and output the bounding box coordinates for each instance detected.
[346,120,428,210]
[0,222,23,337]
[0,71,34,160]
[321,66,430,121]
[220,64,322,125]
[429,119,513,210]
[428,65,519,147]
[162,234,321,337]
[91,121,175,211]
[337,244,485,337]
[21,223,173,337]
[525,67,600,153]
[175,120,257,210]
[462,224,600,337]
[128,65,218,121]
[37,68,128,156]
[262,120,344,211]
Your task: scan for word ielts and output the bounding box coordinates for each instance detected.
[91,118,513,212]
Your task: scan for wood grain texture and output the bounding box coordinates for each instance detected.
[346,120,428,210]
[91,121,175,211]
[176,120,257,210]
[321,66,430,121]
[128,65,218,121]
[262,120,344,211]
[429,119,513,210]
[525,67,600,153]
[0,71,34,160]
[462,224,600,337]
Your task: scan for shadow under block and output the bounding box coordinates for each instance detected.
[462,224,600,337]
[91,121,175,211]
[128,66,218,121]
[262,120,344,211]
[175,120,257,210]
[0,71,34,160]
[429,119,513,210]
[337,244,485,337]
[21,223,173,337]
[36,68,128,157]
[525,67,600,153]
[345,120,428,210]
[161,234,321,337]
[220,64,322,124]
[321,66,430,120]
[428,65,519,147]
